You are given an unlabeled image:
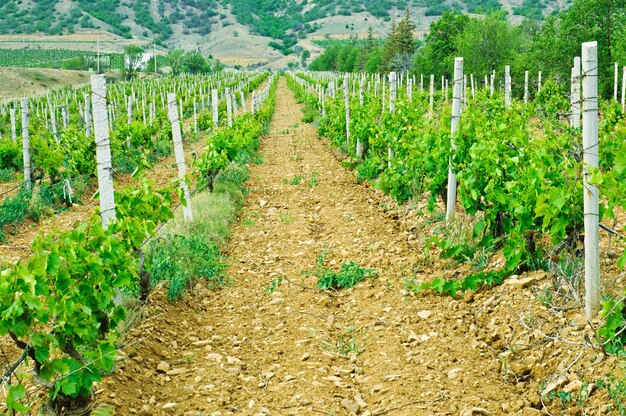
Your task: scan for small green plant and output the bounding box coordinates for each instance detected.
[328,326,367,355]
[283,175,304,185]
[279,213,293,224]
[242,210,259,226]
[264,276,284,294]
[306,172,319,187]
[308,249,377,290]
[0,168,13,181]
[597,374,626,414]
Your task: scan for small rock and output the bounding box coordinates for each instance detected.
[607,250,619,259]
[301,353,310,361]
[166,368,187,376]
[371,384,384,393]
[505,276,536,289]
[417,310,433,319]
[341,398,359,414]
[259,199,268,207]
[448,368,461,379]
[162,402,177,413]
[268,298,285,305]
[157,361,170,373]
[563,379,583,394]
[354,394,367,409]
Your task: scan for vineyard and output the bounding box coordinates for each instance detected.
[1,37,626,416]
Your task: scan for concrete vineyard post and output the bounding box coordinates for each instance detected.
[420,74,424,92]
[84,94,92,137]
[226,87,233,127]
[91,74,116,230]
[21,98,31,191]
[388,72,396,167]
[429,74,434,111]
[581,42,600,319]
[504,65,511,107]
[614,62,619,100]
[470,73,475,100]
[240,91,246,114]
[524,71,529,105]
[490,72,495,96]
[126,96,132,148]
[193,99,198,133]
[167,93,193,222]
[212,89,219,127]
[538,71,542,94]
[445,79,449,102]
[622,66,626,112]
[571,57,581,129]
[61,106,68,128]
[344,75,350,148]
[10,107,16,142]
[446,58,463,222]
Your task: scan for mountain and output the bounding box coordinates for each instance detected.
[0,0,568,67]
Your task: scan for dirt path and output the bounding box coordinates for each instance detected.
[100,78,532,415]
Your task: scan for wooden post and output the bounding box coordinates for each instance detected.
[21,98,31,191]
[447,58,463,222]
[167,93,193,222]
[91,74,116,230]
[571,57,581,129]
[582,41,600,319]
[504,65,511,107]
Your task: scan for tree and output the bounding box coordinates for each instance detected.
[382,8,417,72]
[167,49,185,75]
[183,52,209,74]
[454,11,519,78]
[412,10,469,79]
[301,49,311,67]
[123,45,144,80]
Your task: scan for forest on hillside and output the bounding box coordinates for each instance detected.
[309,0,626,97]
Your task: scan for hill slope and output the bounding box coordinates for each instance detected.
[0,0,568,66]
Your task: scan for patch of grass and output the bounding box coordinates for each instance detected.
[306,172,319,187]
[264,276,284,294]
[0,168,14,182]
[307,249,377,290]
[312,325,367,355]
[148,161,250,299]
[283,175,304,185]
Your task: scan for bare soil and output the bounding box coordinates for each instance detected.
[0,67,91,101]
[95,78,619,415]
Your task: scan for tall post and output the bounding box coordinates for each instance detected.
[571,57,581,129]
[538,71,542,94]
[91,74,116,229]
[49,105,58,144]
[446,58,463,222]
[504,65,511,107]
[21,98,31,191]
[388,72,396,167]
[429,74,434,110]
[9,107,16,142]
[524,70,529,105]
[614,62,619,101]
[167,93,193,222]
[84,94,92,137]
[212,88,219,126]
[226,87,233,127]
[621,66,626,112]
[582,42,600,319]
[344,75,350,148]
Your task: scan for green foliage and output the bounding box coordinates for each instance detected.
[0,179,172,411]
[149,235,227,300]
[310,249,377,290]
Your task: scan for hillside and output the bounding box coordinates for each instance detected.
[0,0,568,67]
